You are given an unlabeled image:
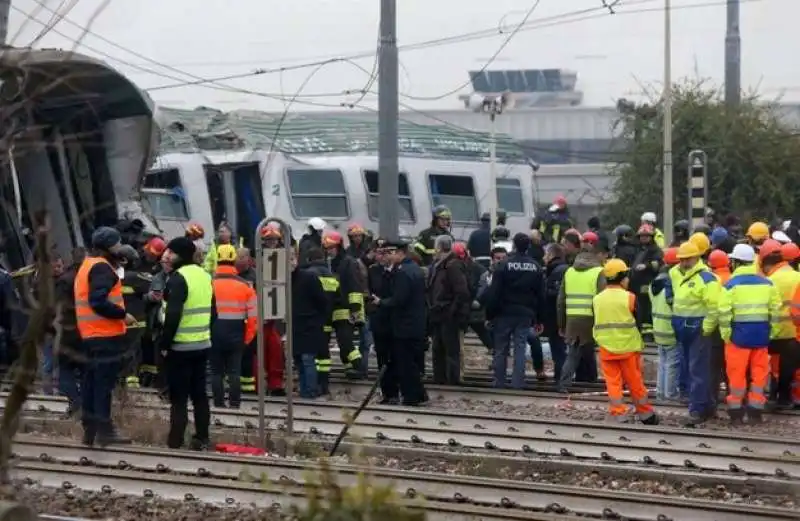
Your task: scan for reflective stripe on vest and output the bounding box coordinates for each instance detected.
[592,287,643,354]
[74,256,126,339]
[170,264,213,350]
[649,286,676,347]
[213,272,254,320]
[564,266,602,316]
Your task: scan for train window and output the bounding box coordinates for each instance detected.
[496,178,524,213]
[363,170,415,222]
[427,174,478,222]
[144,168,182,189]
[286,168,349,218]
[142,191,189,220]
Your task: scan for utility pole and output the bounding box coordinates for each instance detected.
[378,0,399,241]
[724,0,741,107]
[0,0,10,45]
[662,0,674,243]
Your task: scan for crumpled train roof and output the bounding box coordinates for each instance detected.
[155,106,531,163]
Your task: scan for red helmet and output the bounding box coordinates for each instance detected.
[758,239,783,260]
[452,242,467,259]
[347,223,366,236]
[185,222,205,240]
[322,231,344,249]
[781,242,800,262]
[707,249,729,270]
[663,247,679,266]
[143,237,166,257]
[553,195,567,208]
[260,225,282,239]
[637,224,655,236]
[581,231,599,245]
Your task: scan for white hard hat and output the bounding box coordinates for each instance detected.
[548,204,559,212]
[783,220,792,232]
[641,212,657,223]
[772,230,791,244]
[308,217,327,232]
[730,243,755,262]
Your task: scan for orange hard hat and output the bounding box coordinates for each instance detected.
[143,236,166,257]
[758,239,783,260]
[781,242,800,262]
[581,231,599,245]
[321,231,344,249]
[707,249,729,269]
[663,247,679,265]
[185,222,205,240]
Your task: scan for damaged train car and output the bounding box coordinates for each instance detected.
[0,48,159,270]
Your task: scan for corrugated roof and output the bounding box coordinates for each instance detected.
[155,106,531,163]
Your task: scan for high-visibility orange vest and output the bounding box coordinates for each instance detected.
[213,265,257,345]
[74,256,126,339]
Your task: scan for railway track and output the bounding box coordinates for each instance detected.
[6,394,800,477]
[13,437,799,521]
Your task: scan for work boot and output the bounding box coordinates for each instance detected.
[379,397,400,405]
[96,426,132,447]
[641,413,660,426]
[746,408,764,424]
[81,424,96,447]
[269,388,286,397]
[683,411,709,427]
[189,436,211,451]
[728,408,745,426]
[345,366,364,380]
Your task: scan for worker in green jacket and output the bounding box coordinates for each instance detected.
[204,222,244,274]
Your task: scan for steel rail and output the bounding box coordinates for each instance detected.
[7,395,800,477]
[13,439,799,521]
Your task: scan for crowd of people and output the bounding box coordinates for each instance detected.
[7,196,800,451]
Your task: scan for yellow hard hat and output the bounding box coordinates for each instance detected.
[677,241,701,259]
[689,232,710,255]
[746,221,769,241]
[603,258,629,279]
[217,244,238,263]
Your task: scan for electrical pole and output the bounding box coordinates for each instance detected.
[725,0,741,107]
[0,0,10,45]
[662,0,674,243]
[378,0,399,241]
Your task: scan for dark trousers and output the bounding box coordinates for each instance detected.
[139,333,159,385]
[240,341,255,390]
[710,334,727,406]
[469,321,493,352]
[209,344,244,408]
[81,337,123,435]
[770,338,799,404]
[374,333,395,399]
[548,334,567,383]
[332,320,358,369]
[558,340,596,390]
[432,322,462,385]
[574,343,598,383]
[166,349,211,448]
[381,337,426,404]
[58,350,83,411]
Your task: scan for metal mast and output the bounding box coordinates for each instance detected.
[378,0,399,241]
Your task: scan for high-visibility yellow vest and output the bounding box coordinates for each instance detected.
[766,263,800,340]
[592,287,643,354]
[168,264,213,349]
[564,266,602,316]
[649,282,676,347]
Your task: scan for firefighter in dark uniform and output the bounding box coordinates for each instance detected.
[303,247,338,395]
[139,238,166,387]
[321,230,364,378]
[116,245,150,389]
[414,205,453,266]
[371,239,428,405]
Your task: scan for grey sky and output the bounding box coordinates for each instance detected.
[8,0,798,112]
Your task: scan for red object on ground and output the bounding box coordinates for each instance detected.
[215,443,266,456]
[254,322,285,392]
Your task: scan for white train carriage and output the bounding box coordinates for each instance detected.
[143,108,604,247]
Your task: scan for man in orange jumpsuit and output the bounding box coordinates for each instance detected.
[593,258,659,425]
[718,244,782,424]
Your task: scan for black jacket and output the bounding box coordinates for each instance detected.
[483,253,544,322]
[298,231,322,264]
[291,266,329,356]
[379,258,427,339]
[612,240,639,268]
[122,270,152,321]
[88,262,127,321]
[366,263,393,336]
[466,224,491,260]
[629,243,663,294]
[542,258,568,335]
[330,252,363,314]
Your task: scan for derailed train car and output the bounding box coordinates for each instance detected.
[0,48,159,269]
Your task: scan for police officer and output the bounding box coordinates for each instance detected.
[482,232,545,389]
[415,205,453,265]
[211,245,257,408]
[371,239,427,405]
[158,237,215,450]
[74,227,137,447]
[366,239,396,402]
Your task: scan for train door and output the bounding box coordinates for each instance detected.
[204,162,265,249]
